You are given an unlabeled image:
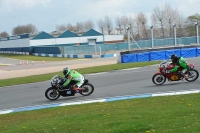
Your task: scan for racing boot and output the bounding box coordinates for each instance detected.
[178,71,184,80]
[184,74,189,79]
[73,85,82,92]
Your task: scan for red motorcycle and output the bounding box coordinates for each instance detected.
[152,60,199,85]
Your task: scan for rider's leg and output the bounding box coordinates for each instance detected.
[182,69,188,79]
[73,76,84,90]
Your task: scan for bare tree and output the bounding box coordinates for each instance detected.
[66,23,75,31]
[128,16,135,39]
[75,22,84,31]
[151,14,161,39]
[97,18,105,34]
[0,31,9,37]
[104,15,113,35]
[163,3,176,37]
[84,20,95,31]
[12,24,38,35]
[121,15,129,34]
[135,14,141,39]
[153,6,165,38]
[115,16,123,34]
[136,12,148,39]
[56,24,67,32]
[174,9,185,37]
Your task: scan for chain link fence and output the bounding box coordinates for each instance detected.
[58,36,200,55]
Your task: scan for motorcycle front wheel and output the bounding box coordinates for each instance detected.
[80,83,94,96]
[45,87,60,100]
[185,69,199,82]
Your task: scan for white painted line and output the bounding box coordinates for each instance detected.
[0,110,13,115]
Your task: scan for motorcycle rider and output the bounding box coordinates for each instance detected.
[166,54,189,79]
[58,67,84,91]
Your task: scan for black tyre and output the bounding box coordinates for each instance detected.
[45,87,60,100]
[185,69,199,82]
[152,74,166,85]
[80,83,94,96]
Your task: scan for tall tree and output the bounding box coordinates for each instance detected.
[0,31,9,37]
[75,22,84,31]
[121,15,129,34]
[66,23,75,31]
[153,6,165,38]
[84,20,95,30]
[174,10,185,37]
[104,15,113,35]
[56,24,67,32]
[163,3,176,37]
[12,24,38,35]
[185,13,200,36]
[115,16,123,34]
[97,18,105,34]
[136,12,148,38]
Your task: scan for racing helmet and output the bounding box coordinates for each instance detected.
[63,67,70,76]
[170,54,178,63]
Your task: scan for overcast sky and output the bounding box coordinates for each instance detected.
[0,0,200,35]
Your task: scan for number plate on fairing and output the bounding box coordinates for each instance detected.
[171,75,179,80]
[66,91,72,95]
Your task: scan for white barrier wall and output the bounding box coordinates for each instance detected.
[56,37,80,44]
[104,35,123,41]
[0,39,30,48]
[30,38,56,46]
[80,36,104,43]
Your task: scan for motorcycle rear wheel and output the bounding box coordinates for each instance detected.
[152,74,166,85]
[45,87,60,100]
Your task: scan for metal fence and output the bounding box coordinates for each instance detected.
[60,36,200,55]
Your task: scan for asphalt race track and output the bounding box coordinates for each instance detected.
[0,57,200,111]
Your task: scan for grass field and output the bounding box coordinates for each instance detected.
[0,93,199,133]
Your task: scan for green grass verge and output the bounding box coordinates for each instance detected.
[0,93,199,133]
[0,54,75,61]
[0,61,160,87]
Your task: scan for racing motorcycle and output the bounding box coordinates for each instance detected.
[152,60,199,85]
[45,75,94,100]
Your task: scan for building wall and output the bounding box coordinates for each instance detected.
[80,36,104,43]
[30,38,56,46]
[56,37,80,45]
[104,35,124,42]
[0,39,30,48]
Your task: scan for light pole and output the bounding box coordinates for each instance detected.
[150,25,154,48]
[126,25,131,51]
[173,24,177,46]
[196,22,199,45]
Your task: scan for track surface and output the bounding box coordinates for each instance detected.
[0,57,200,111]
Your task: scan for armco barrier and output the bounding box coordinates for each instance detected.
[181,48,197,58]
[121,47,200,63]
[197,48,200,56]
[32,53,116,58]
[137,52,150,62]
[121,54,137,63]
[165,49,181,59]
[150,50,166,61]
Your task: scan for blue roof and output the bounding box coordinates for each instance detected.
[32,31,54,40]
[57,30,79,38]
[81,29,102,36]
